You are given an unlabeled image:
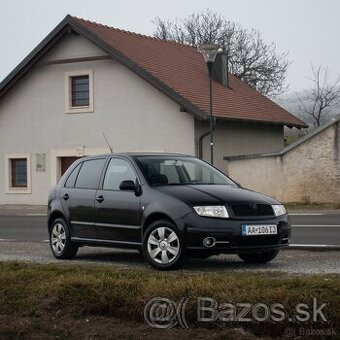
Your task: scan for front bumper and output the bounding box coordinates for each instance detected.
[178,212,291,255]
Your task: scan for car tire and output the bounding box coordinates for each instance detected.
[49,218,78,259]
[143,220,186,270]
[238,249,279,264]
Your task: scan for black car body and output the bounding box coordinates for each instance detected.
[48,153,291,269]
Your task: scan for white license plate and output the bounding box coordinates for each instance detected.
[242,224,277,236]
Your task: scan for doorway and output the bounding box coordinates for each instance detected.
[60,157,82,176]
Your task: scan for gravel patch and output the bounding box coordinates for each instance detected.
[0,241,339,274]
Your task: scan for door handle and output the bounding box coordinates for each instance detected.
[62,193,69,201]
[96,195,104,203]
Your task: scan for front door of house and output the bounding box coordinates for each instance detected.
[60,157,82,176]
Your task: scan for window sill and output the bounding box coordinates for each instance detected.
[6,187,32,194]
[65,106,93,114]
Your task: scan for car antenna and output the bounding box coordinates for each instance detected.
[102,132,114,154]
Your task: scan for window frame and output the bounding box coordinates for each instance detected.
[65,70,94,113]
[5,154,32,194]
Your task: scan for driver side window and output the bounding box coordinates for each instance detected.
[103,158,136,190]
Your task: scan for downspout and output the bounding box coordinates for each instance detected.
[198,130,211,159]
[198,117,218,159]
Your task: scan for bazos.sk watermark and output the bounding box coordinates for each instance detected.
[144,296,328,329]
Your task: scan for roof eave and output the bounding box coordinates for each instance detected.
[215,114,308,129]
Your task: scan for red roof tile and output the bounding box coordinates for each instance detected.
[73,17,306,128]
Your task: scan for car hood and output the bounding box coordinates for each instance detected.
[155,185,280,206]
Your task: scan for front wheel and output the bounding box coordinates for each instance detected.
[238,249,279,264]
[49,218,78,259]
[143,220,186,270]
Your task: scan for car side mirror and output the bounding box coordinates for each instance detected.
[119,180,136,191]
[119,179,142,196]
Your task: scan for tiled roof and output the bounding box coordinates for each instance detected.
[73,17,307,128]
[0,15,307,128]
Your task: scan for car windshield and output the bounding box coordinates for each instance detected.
[135,156,236,186]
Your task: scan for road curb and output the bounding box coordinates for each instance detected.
[285,244,340,251]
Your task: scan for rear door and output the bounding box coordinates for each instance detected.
[94,157,142,244]
[60,157,106,239]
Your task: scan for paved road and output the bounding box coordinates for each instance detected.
[290,213,340,246]
[0,213,339,273]
[0,213,339,245]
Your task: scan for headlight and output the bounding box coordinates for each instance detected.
[193,206,229,218]
[271,204,287,217]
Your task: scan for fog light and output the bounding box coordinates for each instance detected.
[203,237,216,248]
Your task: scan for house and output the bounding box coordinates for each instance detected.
[0,15,306,205]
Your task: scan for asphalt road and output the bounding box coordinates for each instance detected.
[0,213,339,273]
[0,213,339,245]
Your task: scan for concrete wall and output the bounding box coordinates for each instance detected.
[223,120,340,204]
[195,119,283,169]
[0,33,195,205]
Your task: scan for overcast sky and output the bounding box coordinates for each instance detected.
[0,0,339,94]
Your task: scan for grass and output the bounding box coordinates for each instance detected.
[0,261,339,338]
[284,202,340,210]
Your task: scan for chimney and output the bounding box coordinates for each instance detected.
[211,51,228,88]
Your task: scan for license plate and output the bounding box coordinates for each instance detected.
[242,224,277,236]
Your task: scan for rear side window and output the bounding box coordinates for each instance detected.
[64,163,81,188]
[75,159,106,189]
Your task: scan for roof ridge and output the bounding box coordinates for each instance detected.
[71,16,198,51]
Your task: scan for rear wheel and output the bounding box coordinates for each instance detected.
[238,249,279,264]
[49,218,78,259]
[143,220,186,270]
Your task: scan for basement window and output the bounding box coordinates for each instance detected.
[65,70,93,113]
[5,154,31,194]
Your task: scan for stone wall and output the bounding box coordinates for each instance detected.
[222,117,340,204]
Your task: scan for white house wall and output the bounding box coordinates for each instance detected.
[0,34,195,205]
[43,33,109,60]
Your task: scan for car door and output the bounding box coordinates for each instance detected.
[94,157,142,244]
[60,157,106,239]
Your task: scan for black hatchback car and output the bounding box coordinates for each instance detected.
[48,153,290,270]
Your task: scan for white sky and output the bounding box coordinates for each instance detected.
[0,0,339,93]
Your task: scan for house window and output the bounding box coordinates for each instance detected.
[5,154,31,194]
[71,75,89,107]
[11,159,27,187]
[65,70,93,113]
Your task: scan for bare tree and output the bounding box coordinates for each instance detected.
[153,10,289,97]
[296,65,340,128]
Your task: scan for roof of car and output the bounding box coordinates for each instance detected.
[82,152,195,159]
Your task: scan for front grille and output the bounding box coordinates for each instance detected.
[230,203,274,217]
[235,235,280,247]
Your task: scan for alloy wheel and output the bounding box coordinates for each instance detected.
[147,226,180,264]
[51,222,66,255]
